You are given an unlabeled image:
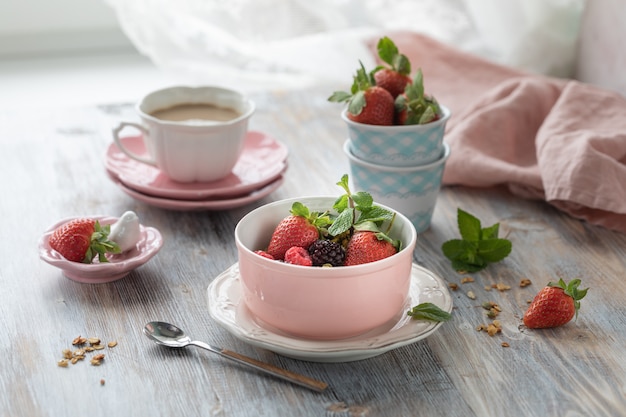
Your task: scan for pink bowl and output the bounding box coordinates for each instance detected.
[235,196,417,340]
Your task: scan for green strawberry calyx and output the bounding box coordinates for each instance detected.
[85,221,121,263]
[328,61,378,116]
[374,35,411,76]
[289,202,332,232]
[547,278,589,319]
[395,68,442,125]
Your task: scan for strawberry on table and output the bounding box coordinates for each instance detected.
[523,278,588,329]
[266,202,325,261]
[373,36,413,98]
[328,62,395,126]
[48,218,121,263]
[344,231,398,266]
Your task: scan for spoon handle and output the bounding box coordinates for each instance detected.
[191,341,328,392]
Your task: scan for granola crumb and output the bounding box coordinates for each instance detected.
[100,379,105,386]
[484,285,492,291]
[520,278,532,287]
[461,276,474,284]
[72,336,87,346]
[496,283,511,291]
[57,359,69,367]
[467,290,476,300]
[107,341,118,348]
[501,342,510,348]
[448,283,459,291]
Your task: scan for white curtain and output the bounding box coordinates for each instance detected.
[105,0,585,92]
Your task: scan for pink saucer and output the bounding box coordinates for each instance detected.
[111,175,284,211]
[39,215,163,284]
[105,131,288,200]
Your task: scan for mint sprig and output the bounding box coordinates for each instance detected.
[441,208,512,272]
[407,302,452,322]
[328,175,395,235]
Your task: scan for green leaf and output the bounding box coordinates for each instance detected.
[328,208,354,237]
[351,191,373,210]
[333,194,349,213]
[377,36,398,66]
[357,206,394,224]
[328,91,351,103]
[457,208,481,242]
[477,239,512,263]
[407,302,452,322]
[442,208,512,272]
[481,223,500,240]
[348,91,366,115]
[290,202,310,218]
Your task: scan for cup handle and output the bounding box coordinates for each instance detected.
[112,122,157,166]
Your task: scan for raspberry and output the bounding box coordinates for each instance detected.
[254,250,275,260]
[308,239,345,267]
[284,246,313,266]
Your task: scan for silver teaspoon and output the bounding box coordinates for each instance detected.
[143,321,328,392]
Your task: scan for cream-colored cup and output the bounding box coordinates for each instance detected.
[112,86,255,183]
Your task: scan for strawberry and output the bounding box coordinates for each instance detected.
[373,36,412,98]
[48,218,121,263]
[394,68,442,125]
[266,203,322,261]
[523,279,588,329]
[344,231,398,266]
[284,246,313,266]
[328,62,394,126]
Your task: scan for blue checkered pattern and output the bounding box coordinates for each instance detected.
[348,157,446,233]
[348,116,448,167]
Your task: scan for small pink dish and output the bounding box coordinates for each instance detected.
[105,131,288,200]
[235,196,417,340]
[38,215,163,284]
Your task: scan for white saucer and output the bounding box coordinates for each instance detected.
[207,263,453,363]
[39,215,163,284]
[109,174,284,211]
[105,131,288,200]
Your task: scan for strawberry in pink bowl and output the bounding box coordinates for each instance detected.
[39,212,163,284]
[234,175,417,340]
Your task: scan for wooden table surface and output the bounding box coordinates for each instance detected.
[3,86,626,417]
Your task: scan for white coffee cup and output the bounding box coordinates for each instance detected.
[112,85,255,183]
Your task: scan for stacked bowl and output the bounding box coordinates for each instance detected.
[342,105,451,233]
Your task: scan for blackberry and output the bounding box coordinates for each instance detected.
[308,239,346,267]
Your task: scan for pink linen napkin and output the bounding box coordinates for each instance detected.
[367,32,626,233]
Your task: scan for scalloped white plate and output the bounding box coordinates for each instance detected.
[39,215,163,284]
[207,263,452,362]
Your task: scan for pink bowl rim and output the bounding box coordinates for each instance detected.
[341,104,451,131]
[235,196,418,273]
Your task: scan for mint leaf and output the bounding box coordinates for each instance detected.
[481,223,500,240]
[327,208,354,236]
[477,239,512,263]
[442,209,512,272]
[457,208,481,241]
[407,302,452,322]
[351,191,373,209]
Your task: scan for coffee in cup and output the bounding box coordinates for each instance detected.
[112,85,255,183]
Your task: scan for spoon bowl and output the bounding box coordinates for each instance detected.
[143,321,328,392]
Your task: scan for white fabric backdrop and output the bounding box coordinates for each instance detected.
[105,0,585,92]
